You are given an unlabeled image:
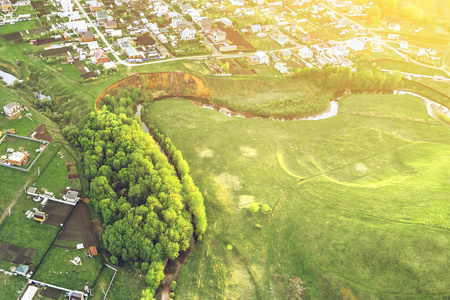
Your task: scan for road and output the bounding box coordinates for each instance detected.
[323,1,450,77]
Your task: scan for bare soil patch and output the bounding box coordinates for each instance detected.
[36,37,64,45]
[136,35,156,46]
[43,201,73,227]
[56,204,97,247]
[0,241,36,265]
[39,47,72,58]
[81,72,99,79]
[28,123,53,142]
[218,24,255,52]
[39,287,61,299]
[75,62,87,74]
[2,32,22,43]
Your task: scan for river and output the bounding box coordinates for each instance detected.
[0,69,22,86]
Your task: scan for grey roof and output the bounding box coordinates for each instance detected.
[4,102,19,110]
[65,190,79,200]
[27,187,38,194]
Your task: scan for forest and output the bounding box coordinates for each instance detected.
[78,93,207,299]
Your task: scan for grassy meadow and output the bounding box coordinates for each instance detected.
[145,94,450,299]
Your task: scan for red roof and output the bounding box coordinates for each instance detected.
[89,246,98,256]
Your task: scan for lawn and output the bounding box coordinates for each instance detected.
[107,266,146,300]
[145,93,450,299]
[35,151,77,199]
[33,246,103,291]
[90,266,115,300]
[245,33,283,51]
[0,272,27,299]
[0,135,46,170]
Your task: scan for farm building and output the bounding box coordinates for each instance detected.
[68,291,85,300]
[64,190,79,203]
[2,0,12,11]
[7,151,29,166]
[15,264,29,276]
[3,102,21,117]
[21,285,39,300]
[33,211,48,223]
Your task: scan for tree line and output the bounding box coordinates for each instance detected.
[292,65,402,91]
[78,88,207,299]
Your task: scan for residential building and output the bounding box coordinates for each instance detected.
[199,18,212,33]
[95,10,108,22]
[212,29,226,42]
[251,24,262,33]
[181,28,196,40]
[388,23,401,31]
[8,151,29,166]
[3,102,21,117]
[82,31,94,42]
[345,37,365,51]
[91,49,109,64]
[2,0,12,11]
[298,46,313,59]
[399,36,408,50]
[275,62,289,74]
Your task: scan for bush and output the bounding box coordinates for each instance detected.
[226,244,233,251]
[249,202,260,214]
[261,204,272,213]
[170,281,177,292]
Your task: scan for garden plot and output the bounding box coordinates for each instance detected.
[43,201,73,227]
[0,135,47,171]
[0,241,36,265]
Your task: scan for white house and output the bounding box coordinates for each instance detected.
[251,24,262,33]
[60,0,73,13]
[399,36,408,50]
[109,29,122,37]
[230,0,244,6]
[3,102,21,117]
[388,23,401,31]
[298,46,313,59]
[275,62,289,74]
[255,51,269,65]
[157,34,168,43]
[181,28,196,40]
[220,17,233,27]
[345,37,365,51]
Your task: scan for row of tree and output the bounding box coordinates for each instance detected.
[141,111,207,237]
[79,99,206,299]
[293,66,402,91]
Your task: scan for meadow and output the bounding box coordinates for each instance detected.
[145,94,450,299]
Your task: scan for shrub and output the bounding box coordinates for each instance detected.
[226,244,233,251]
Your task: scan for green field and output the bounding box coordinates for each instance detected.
[145,94,450,299]
[107,267,146,300]
[0,273,26,299]
[33,246,104,290]
[376,59,448,77]
[90,266,115,300]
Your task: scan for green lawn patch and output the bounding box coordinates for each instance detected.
[90,266,115,300]
[35,153,71,199]
[0,272,27,299]
[33,246,103,290]
[145,94,450,299]
[107,266,146,300]
[0,134,46,170]
[376,59,448,77]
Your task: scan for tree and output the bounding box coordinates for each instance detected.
[261,204,272,213]
[249,202,260,214]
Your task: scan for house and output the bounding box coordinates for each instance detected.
[91,49,109,64]
[8,151,29,166]
[157,34,168,43]
[2,0,12,11]
[251,24,262,33]
[64,190,79,202]
[89,1,102,12]
[230,0,244,6]
[123,45,145,59]
[399,36,408,50]
[33,211,47,223]
[95,10,108,22]
[350,5,363,14]
[275,34,289,46]
[255,51,269,65]
[302,33,312,43]
[220,17,233,27]
[199,18,212,33]
[388,23,401,31]
[3,102,21,117]
[417,48,427,57]
[17,0,30,6]
[345,37,365,51]
[109,29,122,37]
[298,46,313,59]
[82,31,94,42]
[68,291,85,300]
[63,32,71,40]
[181,28,196,40]
[104,20,117,29]
[86,246,98,257]
[170,19,188,31]
[15,265,29,276]
[312,43,330,55]
[180,3,192,13]
[166,11,179,20]
[212,29,226,42]
[281,49,292,60]
[60,0,73,13]
[275,62,289,74]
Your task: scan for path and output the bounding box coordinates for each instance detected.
[0,179,31,224]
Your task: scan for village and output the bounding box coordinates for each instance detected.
[1,0,448,80]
